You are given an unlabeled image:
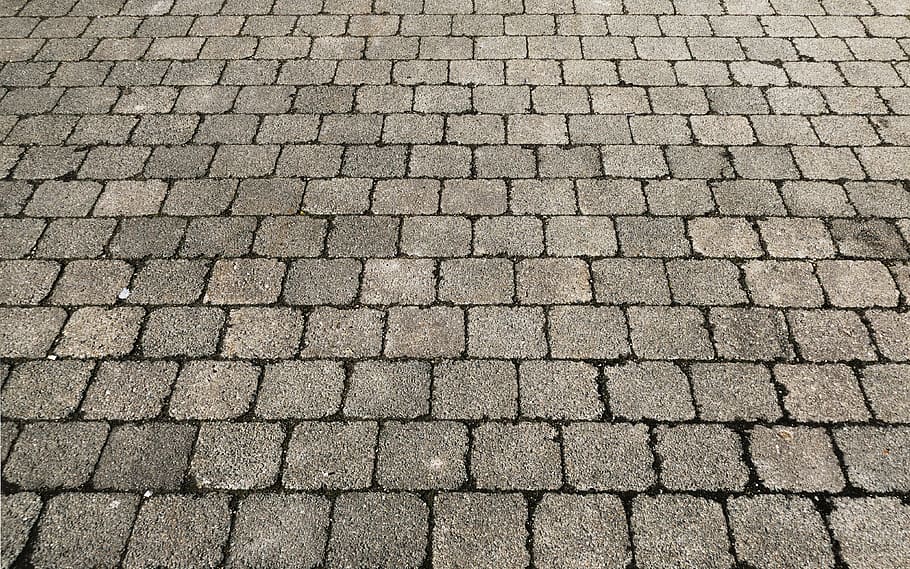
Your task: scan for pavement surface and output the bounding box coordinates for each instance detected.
[1,0,910,567]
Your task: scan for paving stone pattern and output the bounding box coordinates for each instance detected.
[1,0,909,567]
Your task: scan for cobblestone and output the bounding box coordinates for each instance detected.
[3,0,909,564]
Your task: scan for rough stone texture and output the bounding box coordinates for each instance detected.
[3,0,910,562]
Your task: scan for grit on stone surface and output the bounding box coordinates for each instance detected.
[0,0,909,568]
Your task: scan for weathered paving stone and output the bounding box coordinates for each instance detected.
[471,422,561,490]
[604,361,694,421]
[191,422,284,490]
[56,306,144,358]
[433,493,528,569]
[345,361,430,419]
[2,360,93,420]
[727,495,835,569]
[205,258,285,305]
[1,493,42,569]
[519,360,602,420]
[31,492,139,569]
[4,422,108,490]
[124,494,231,569]
[221,307,305,359]
[0,307,65,358]
[835,426,910,492]
[533,494,631,569]
[93,423,195,492]
[689,363,782,422]
[750,426,845,492]
[142,306,224,357]
[628,306,713,360]
[256,361,343,419]
[377,421,468,490]
[656,424,749,491]
[433,359,518,420]
[632,495,733,569]
[169,360,258,420]
[227,494,330,569]
[775,364,870,422]
[302,307,384,358]
[861,364,910,423]
[467,306,546,359]
[284,422,377,490]
[563,422,655,491]
[328,493,428,569]
[830,498,910,569]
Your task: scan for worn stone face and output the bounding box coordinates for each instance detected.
[3,0,909,564]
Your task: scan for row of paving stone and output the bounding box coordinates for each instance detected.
[4,490,907,569]
[3,302,910,361]
[3,358,909,421]
[2,86,910,117]
[5,143,910,181]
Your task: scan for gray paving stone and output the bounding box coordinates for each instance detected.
[519,360,602,420]
[377,421,467,490]
[222,307,305,359]
[728,495,834,569]
[169,360,258,420]
[256,361,344,419]
[302,307,384,358]
[549,306,629,359]
[4,421,108,490]
[632,495,732,569]
[628,306,713,360]
[56,306,144,358]
[31,493,139,569]
[563,422,655,491]
[789,309,877,362]
[205,258,285,305]
[835,426,910,492]
[830,498,910,569]
[50,259,133,305]
[284,422,377,490]
[867,310,910,362]
[656,424,749,491]
[776,363,870,422]
[689,363,781,422]
[142,307,224,357]
[2,360,92,420]
[710,307,794,361]
[533,494,631,569]
[93,423,194,492]
[433,359,518,420]
[191,422,284,490]
[750,426,845,492]
[1,492,42,569]
[124,494,231,569]
[345,361,430,419]
[284,259,361,306]
[468,306,546,358]
[861,364,910,423]
[472,422,561,490]
[433,493,528,569]
[605,361,694,420]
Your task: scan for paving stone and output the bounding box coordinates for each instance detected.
[591,259,670,305]
[142,307,224,357]
[861,364,910,423]
[468,306,546,358]
[255,361,343,419]
[128,259,208,304]
[205,258,285,305]
[4,421,108,490]
[516,258,591,304]
[227,494,330,569]
[93,423,194,492]
[303,307,384,358]
[284,259,361,306]
[56,306,144,358]
[31,492,138,569]
[711,307,794,361]
[0,307,65,358]
[830,497,910,569]
[817,260,899,307]
[656,424,749,491]
[549,305,629,359]
[191,422,284,490]
[433,493,528,569]
[345,361,431,418]
[433,359,517,419]
[689,363,781,421]
[472,422,561,490]
[169,360,258,420]
[222,307,304,359]
[473,215,544,256]
[789,309,877,362]
[775,363,870,422]
[327,493,428,569]
[439,258,513,305]
[632,495,733,569]
[750,426,845,492]
[1,493,42,569]
[727,495,835,569]
[744,260,824,307]
[628,306,713,359]
[519,360,602,419]
[2,360,92,420]
[124,494,231,569]
[616,216,689,257]
[284,422,377,490]
[377,421,468,490]
[563,422,655,491]
[604,361,695,420]
[50,259,133,305]
[835,426,910,492]
[867,310,910,361]
[830,218,909,260]
[533,494,631,569]
[361,259,435,305]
